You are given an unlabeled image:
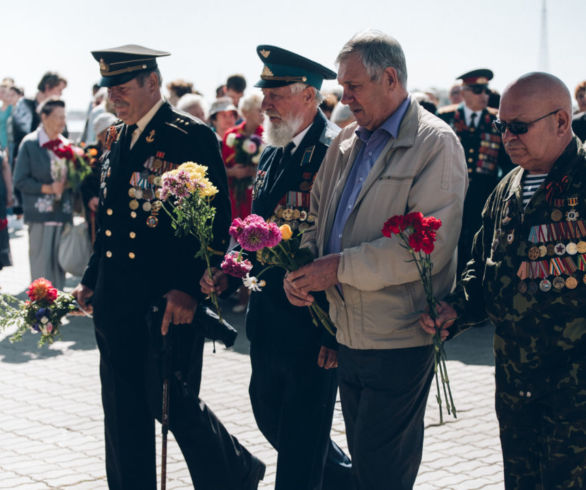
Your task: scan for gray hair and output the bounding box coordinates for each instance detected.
[238,92,263,113]
[136,68,163,88]
[336,29,407,87]
[289,82,323,107]
[177,93,208,119]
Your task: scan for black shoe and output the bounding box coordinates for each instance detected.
[244,456,265,490]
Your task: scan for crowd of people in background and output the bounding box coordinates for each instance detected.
[1,67,586,294]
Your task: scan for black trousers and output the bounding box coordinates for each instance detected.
[338,345,434,490]
[249,340,353,490]
[94,305,258,490]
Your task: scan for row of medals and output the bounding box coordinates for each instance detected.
[518,199,583,293]
[270,205,314,232]
[128,186,162,228]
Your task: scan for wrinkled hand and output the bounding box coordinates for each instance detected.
[284,254,341,307]
[199,267,228,296]
[161,289,198,336]
[88,197,99,212]
[317,346,338,369]
[283,274,314,306]
[419,301,457,341]
[72,283,94,314]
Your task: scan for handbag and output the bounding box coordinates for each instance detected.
[58,219,92,277]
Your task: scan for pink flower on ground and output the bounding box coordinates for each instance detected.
[221,252,253,278]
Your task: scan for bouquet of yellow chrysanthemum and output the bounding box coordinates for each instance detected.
[160,162,224,318]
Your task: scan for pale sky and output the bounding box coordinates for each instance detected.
[2,0,585,111]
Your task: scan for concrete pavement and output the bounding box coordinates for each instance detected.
[0,226,504,489]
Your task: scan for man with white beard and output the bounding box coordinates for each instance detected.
[201,45,353,490]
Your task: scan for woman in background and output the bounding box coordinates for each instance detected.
[13,98,72,289]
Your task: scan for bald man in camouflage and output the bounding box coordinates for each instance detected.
[421,72,586,489]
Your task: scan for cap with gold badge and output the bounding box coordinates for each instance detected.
[91,44,170,87]
[254,45,336,90]
[457,68,494,89]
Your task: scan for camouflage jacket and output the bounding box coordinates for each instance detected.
[449,137,586,397]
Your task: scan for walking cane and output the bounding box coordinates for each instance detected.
[160,331,171,490]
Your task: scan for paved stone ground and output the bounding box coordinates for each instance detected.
[0,226,504,489]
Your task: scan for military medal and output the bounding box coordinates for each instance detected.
[130,211,137,218]
[142,201,152,212]
[551,209,563,222]
[552,276,565,290]
[135,189,144,199]
[577,241,586,254]
[528,281,538,294]
[566,276,578,289]
[146,215,159,228]
[292,209,300,220]
[547,244,556,256]
[299,210,307,221]
[566,242,578,255]
[538,245,547,258]
[528,247,540,261]
[566,209,579,221]
[539,279,552,292]
[554,243,566,255]
[128,188,136,197]
[153,159,163,171]
[129,199,139,210]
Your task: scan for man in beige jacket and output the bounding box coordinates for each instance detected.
[284,30,468,489]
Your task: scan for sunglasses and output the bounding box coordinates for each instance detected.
[464,85,489,95]
[493,109,560,135]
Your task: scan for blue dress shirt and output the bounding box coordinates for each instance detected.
[326,96,411,255]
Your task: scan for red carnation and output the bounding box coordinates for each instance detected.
[382,215,405,237]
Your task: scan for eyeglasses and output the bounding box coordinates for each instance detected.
[493,109,560,135]
[464,85,489,95]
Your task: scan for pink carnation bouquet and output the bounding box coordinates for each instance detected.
[382,211,456,423]
[0,278,77,346]
[222,214,335,335]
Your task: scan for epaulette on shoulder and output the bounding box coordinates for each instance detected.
[164,119,189,135]
[437,103,459,115]
[486,106,499,116]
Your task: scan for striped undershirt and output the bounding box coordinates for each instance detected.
[522,172,548,207]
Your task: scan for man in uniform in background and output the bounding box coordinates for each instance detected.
[422,72,586,489]
[438,69,513,273]
[73,44,265,490]
[201,45,353,490]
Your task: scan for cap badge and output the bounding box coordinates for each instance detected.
[262,65,274,77]
[260,49,271,58]
[99,58,108,72]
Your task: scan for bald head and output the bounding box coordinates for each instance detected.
[499,72,574,173]
[502,72,572,118]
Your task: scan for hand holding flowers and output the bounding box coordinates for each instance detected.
[0,278,77,346]
[381,211,456,423]
[160,162,224,320]
[222,214,335,335]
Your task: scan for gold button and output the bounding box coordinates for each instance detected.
[128,252,136,259]
[129,231,136,239]
[106,208,113,216]
[106,251,112,258]
[130,211,137,218]
[469,148,474,153]
[468,157,474,163]
[105,229,112,237]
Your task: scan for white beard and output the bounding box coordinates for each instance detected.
[265,113,304,147]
